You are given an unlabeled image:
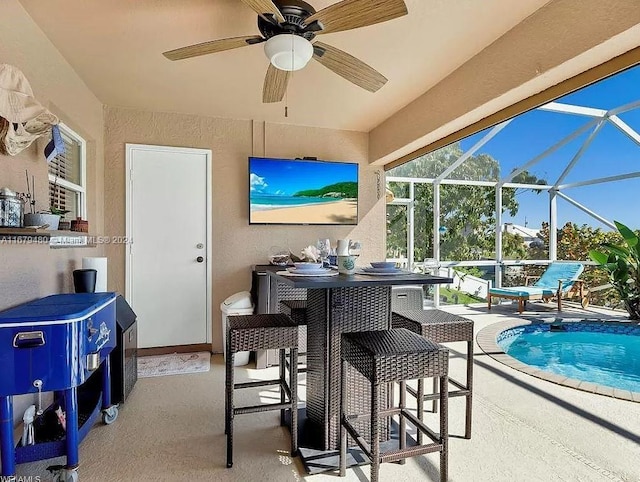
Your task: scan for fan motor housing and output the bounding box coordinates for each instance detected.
[258,0,318,41]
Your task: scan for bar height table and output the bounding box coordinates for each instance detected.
[268,271,453,454]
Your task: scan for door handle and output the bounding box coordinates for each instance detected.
[196,256,204,263]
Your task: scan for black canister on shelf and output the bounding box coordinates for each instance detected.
[73,269,97,293]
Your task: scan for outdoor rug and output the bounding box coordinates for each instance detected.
[138,352,211,378]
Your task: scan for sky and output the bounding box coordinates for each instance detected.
[458,63,640,231]
[249,157,357,196]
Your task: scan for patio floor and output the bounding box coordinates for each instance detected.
[15,302,640,481]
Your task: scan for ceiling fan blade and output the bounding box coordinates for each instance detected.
[263,64,290,103]
[163,35,264,61]
[240,0,285,23]
[305,0,407,35]
[312,42,387,93]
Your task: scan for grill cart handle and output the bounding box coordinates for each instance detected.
[12,331,45,348]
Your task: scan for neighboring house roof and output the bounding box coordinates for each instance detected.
[503,223,541,240]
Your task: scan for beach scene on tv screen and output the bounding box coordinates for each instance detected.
[250,158,358,224]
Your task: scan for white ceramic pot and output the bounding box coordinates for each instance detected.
[23,213,60,230]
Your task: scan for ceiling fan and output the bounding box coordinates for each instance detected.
[163,0,408,103]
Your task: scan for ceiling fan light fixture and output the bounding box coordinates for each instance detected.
[264,34,313,72]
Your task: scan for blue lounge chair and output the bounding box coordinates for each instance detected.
[488,262,588,313]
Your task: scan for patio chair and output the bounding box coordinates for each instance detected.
[487,262,589,314]
[391,285,425,311]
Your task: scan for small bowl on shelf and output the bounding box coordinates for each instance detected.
[294,262,323,271]
[370,261,397,269]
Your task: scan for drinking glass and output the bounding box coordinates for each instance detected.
[348,240,362,258]
[317,238,331,266]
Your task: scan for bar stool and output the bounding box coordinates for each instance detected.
[339,328,449,482]
[225,314,298,468]
[391,285,425,311]
[279,299,307,326]
[392,309,474,439]
[279,299,307,373]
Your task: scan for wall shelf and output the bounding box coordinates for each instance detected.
[0,228,96,248]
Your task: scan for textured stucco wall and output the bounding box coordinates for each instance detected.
[369,0,640,164]
[104,108,384,353]
[0,1,105,306]
[0,0,105,422]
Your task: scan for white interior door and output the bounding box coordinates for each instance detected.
[126,144,212,348]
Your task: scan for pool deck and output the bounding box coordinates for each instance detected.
[476,309,640,403]
[14,300,640,482]
[312,300,640,481]
[438,301,640,482]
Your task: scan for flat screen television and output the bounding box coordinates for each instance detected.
[249,157,358,225]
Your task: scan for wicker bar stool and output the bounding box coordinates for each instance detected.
[339,329,449,482]
[279,299,307,374]
[392,309,474,439]
[279,299,307,325]
[225,314,298,468]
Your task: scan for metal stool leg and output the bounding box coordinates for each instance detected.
[398,380,406,465]
[432,377,439,413]
[417,378,424,445]
[465,339,474,439]
[429,341,474,438]
[279,348,286,426]
[339,359,347,477]
[290,348,298,455]
[439,375,448,482]
[226,352,235,468]
[370,381,380,482]
[224,339,230,436]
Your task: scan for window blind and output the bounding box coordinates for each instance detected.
[49,131,81,217]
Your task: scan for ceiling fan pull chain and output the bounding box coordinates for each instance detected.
[285,86,289,117]
[285,34,294,118]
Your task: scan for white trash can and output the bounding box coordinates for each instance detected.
[221,291,254,366]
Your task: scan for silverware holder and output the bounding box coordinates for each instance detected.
[0,196,23,227]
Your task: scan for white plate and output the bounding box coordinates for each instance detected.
[362,267,402,273]
[358,269,409,276]
[286,267,333,275]
[369,262,397,269]
[279,269,338,277]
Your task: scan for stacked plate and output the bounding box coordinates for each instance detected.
[286,264,334,276]
[360,262,405,276]
[294,262,323,270]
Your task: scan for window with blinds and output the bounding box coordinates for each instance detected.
[48,124,86,221]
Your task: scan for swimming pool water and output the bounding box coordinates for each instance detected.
[498,324,640,393]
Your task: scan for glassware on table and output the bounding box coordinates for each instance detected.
[336,239,350,256]
[423,257,436,274]
[348,240,362,258]
[317,238,331,266]
[268,246,290,266]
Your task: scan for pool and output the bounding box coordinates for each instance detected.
[497,322,640,394]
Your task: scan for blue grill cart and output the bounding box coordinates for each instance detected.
[0,293,119,482]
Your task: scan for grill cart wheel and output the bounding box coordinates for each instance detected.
[53,469,78,482]
[102,406,119,425]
